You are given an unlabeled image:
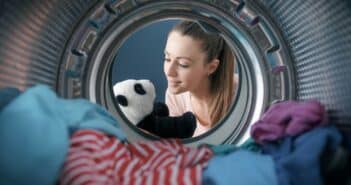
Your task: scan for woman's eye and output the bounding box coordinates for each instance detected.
[164,58,171,62]
[179,63,189,68]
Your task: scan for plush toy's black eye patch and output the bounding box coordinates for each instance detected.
[116,95,128,106]
[134,83,146,95]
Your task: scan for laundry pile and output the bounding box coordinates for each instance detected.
[0,85,350,185]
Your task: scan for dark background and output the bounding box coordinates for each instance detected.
[111,20,178,102]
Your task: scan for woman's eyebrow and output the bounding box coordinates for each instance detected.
[164,51,169,56]
[164,51,194,62]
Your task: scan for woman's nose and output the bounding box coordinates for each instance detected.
[165,61,177,77]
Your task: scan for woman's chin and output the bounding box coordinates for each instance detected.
[168,86,184,95]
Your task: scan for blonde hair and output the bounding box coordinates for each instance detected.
[170,20,235,127]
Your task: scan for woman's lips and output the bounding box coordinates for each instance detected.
[168,80,181,87]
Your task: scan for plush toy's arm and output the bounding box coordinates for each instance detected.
[137,112,197,138]
[153,102,169,117]
[155,112,197,138]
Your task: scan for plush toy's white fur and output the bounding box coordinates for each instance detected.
[113,79,156,125]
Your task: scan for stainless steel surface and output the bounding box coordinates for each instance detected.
[0,0,98,91]
[260,0,351,126]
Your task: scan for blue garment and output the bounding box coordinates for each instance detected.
[206,138,262,155]
[262,125,342,185]
[203,150,277,185]
[0,85,126,185]
[323,129,351,185]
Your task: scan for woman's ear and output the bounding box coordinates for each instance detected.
[207,59,220,76]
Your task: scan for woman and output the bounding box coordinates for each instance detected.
[164,20,237,137]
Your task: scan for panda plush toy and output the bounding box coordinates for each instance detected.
[113,79,197,138]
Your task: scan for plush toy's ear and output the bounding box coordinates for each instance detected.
[116,95,128,107]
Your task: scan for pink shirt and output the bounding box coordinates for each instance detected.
[165,89,210,137]
[165,74,238,137]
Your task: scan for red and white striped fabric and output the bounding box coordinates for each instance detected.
[59,129,213,185]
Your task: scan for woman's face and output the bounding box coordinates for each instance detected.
[164,31,211,94]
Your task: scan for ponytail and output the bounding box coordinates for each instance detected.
[171,20,236,127]
[209,41,235,126]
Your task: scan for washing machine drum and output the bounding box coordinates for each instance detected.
[0,0,350,145]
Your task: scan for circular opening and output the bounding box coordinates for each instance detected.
[110,18,241,139]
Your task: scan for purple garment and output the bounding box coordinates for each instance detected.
[251,100,327,144]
